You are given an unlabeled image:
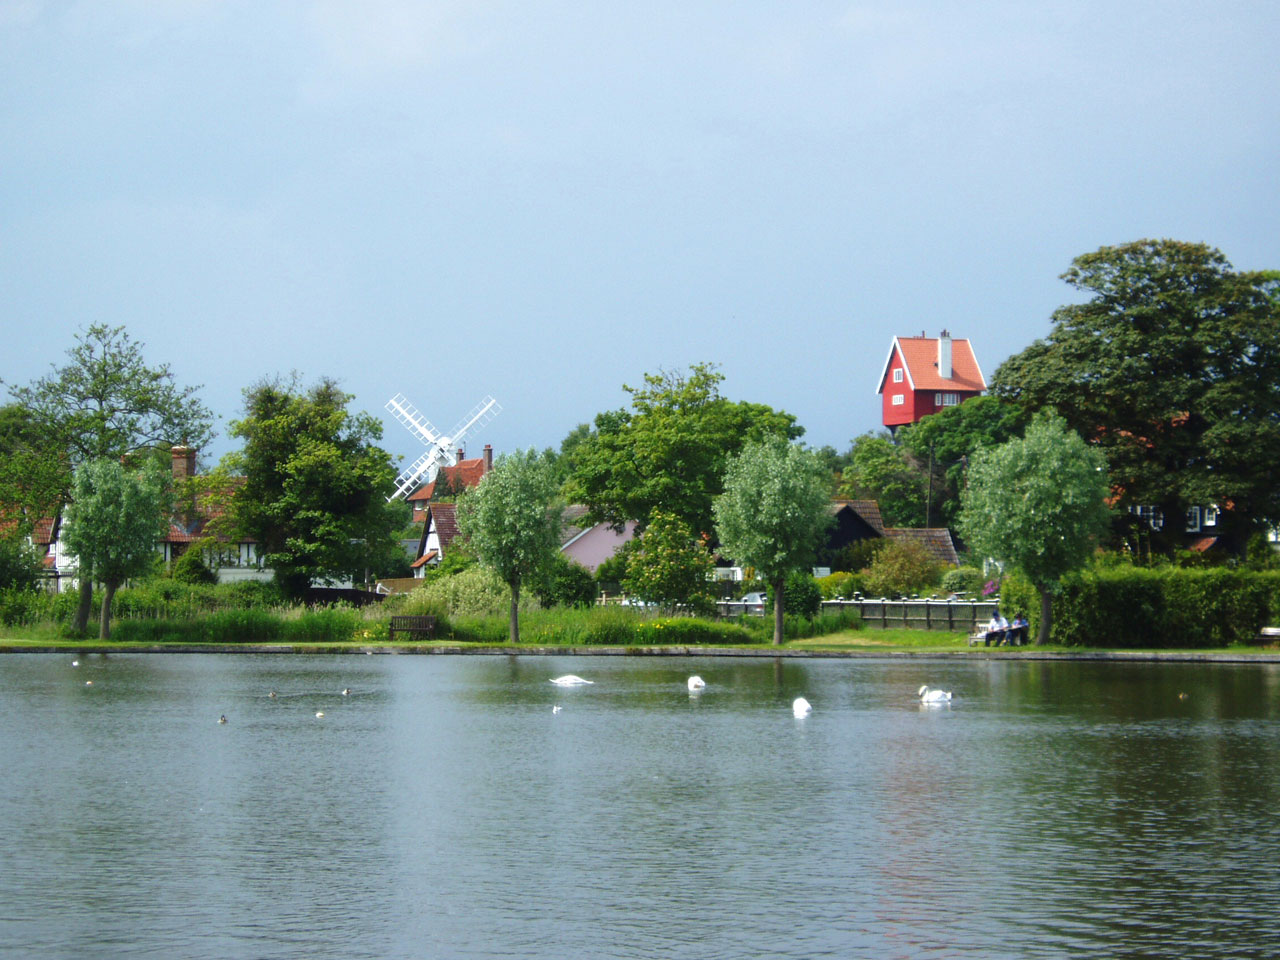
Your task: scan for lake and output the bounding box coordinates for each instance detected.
[2,653,1279,959]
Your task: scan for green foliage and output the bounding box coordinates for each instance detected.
[941,566,985,596]
[816,570,858,599]
[622,509,716,612]
[593,539,635,595]
[768,571,821,617]
[897,396,1030,527]
[1033,566,1272,648]
[861,539,943,598]
[713,436,833,644]
[0,537,43,591]
[991,239,1280,549]
[568,363,802,535]
[170,549,218,585]
[536,553,598,608]
[226,375,397,599]
[456,448,562,642]
[738,608,862,642]
[836,432,926,527]
[109,605,364,644]
[0,404,68,534]
[413,564,529,618]
[826,537,885,574]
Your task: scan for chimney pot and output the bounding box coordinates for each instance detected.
[483,444,493,471]
[171,446,196,481]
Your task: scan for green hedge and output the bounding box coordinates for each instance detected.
[1005,567,1272,648]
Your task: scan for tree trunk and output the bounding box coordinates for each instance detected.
[99,580,118,640]
[73,576,93,635]
[1037,586,1053,645]
[509,578,521,645]
[773,577,785,646]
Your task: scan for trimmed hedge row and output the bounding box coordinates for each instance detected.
[1002,567,1277,648]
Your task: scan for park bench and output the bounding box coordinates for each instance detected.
[969,626,1027,647]
[389,615,438,642]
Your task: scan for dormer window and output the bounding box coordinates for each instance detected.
[1204,504,1219,527]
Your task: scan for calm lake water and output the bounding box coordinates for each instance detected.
[2,653,1280,959]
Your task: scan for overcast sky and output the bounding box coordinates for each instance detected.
[3,1,1277,472]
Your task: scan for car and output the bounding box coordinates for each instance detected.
[741,591,767,613]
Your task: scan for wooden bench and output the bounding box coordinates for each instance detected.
[389,615,437,641]
[969,628,1027,647]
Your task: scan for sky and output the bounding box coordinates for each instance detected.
[3,1,1277,475]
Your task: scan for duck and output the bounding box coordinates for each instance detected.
[687,675,706,691]
[218,715,227,724]
[550,675,593,686]
[792,697,812,718]
[918,685,952,703]
[341,688,351,696]
[268,691,277,700]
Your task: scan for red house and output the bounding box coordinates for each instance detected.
[877,330,986,430]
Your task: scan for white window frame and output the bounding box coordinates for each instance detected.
[1185,505,1201,533]
[1204,504,1219,527]
[893,368,903,383]
[891,394,904,406]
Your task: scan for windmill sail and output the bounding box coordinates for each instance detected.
[385,394,501,501]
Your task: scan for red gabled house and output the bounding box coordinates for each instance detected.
[405,444,493,525]
[877,331,986,430]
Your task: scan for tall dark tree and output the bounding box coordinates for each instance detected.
[991,240,1280,551]
[226,376,397,599]
[5,324,213,632]
[567,363,802,535]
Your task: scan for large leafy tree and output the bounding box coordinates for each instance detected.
[568,363,802,535]
[0,404,68,538]
[713,437,834,645]
[957,415,1112,644]
[991,240,1280,550]
[5,324,212,631]
[456,449,562,643]
[896,396,1030,527]
[835,432,926,527]
[226,376,397,599]
[62,458,169,639]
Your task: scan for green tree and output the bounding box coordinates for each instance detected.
[0,536,43,591]
[836,432,926,527]
[896,395,1030,527]
[62,458,169,639]
[5,325,213,631]
[226,376,397,600]
[991,240,1280,551]
[456,449,562,643]
[622,509,716,612]
[568,363,802,535]
[713,437,834,645]
[957,415,1112,644]
[536,553,598,608]
[0,404,69,538]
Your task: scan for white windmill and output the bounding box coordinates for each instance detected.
[384,393,502,501]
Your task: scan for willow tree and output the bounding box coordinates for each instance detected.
[62,459,169,639]
[456,449,562,643]
[713,437,833,645]
[957,415,1111,644]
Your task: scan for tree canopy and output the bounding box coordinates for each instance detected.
[456,448,563,643]
[957,415,1111,643]
[226,376,397,599]
[713,436,833,644]
[991,240,1280,549]
[567,363,802,535]
[622,509,716,612]
[835,432,926,527]
[62,458,170,639]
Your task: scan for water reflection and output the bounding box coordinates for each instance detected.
[1,654,1278,958]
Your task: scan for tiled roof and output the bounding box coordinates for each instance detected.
[427,503,461,549]
[831,499,886,536]
[879,336,986,393]
[407,458,488,502]
[559,504,593,545]
[885,527,960,567]
[411,549,439,569]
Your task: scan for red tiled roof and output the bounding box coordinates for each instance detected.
[411,549,439,569]
[878,336,987,393]
[407,458,488,502]
[427,503,460,549]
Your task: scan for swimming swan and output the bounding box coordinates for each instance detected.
[550,675,593,686]
[687,675,706,691]
[792,697,812,717]
[552,705,562,714]
[918,685,952,703]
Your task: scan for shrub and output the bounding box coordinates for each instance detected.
[536,554,598,608]
[816,571,857,599]
[416,565,533,617]
[0,538,43,591]
[171,550,218,585]
[862,540,942,598]
[941,566,984,597]
[768,571,821,617]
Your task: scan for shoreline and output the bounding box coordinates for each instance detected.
[4,643,1280,663]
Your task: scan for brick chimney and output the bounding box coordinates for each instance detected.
[456,447,465,464]
[483,444,493,472]
[937,329,952,380]
[171,446,196,481]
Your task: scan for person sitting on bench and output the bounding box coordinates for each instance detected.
[984,609,1009,646]
[1006,612,1029,645]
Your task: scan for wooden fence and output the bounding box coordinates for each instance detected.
[718,598,1001,632]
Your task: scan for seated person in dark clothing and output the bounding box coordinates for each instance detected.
[983,610,1008,646]
[1006,612,1029,645]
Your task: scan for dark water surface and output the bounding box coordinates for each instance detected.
[2,653,1279,959]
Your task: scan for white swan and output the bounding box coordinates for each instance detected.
[918,684,952,703]
[315,711,325,718]
[687,675,706,691]
[552,705,562,714]
[550,675,593,686]
[792,697,812,717]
